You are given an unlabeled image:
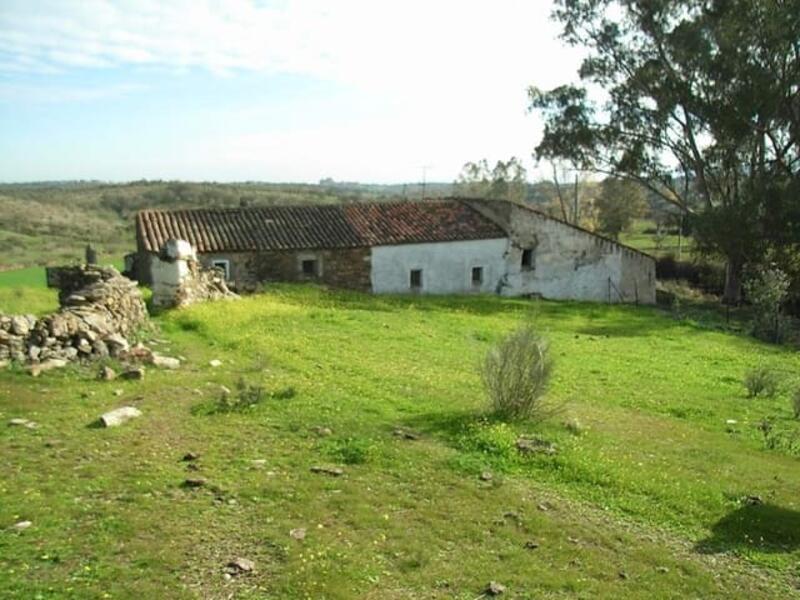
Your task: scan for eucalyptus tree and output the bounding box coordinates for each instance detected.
[530,0,800,302]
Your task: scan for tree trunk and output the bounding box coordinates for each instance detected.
[723,259,743,305]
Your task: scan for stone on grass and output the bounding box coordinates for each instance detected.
[28,359,67,377]
[209,359,222,368]
[516,437,557,455]
[182,452,200,462]
[226,557,254,575]
[290,528,307,540]
[98,366,116,381]
[392,428,419,440]
[310,466,344,477]
[486,581,506,596]
[100,406,142,427]
[121,367,145,381]
[151,354,181,369]
[480,471,493,482]
[312,426,333,437]
[12,520,32,531]
[8,418,37,429]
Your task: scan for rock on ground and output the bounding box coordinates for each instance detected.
[99,406,142,427]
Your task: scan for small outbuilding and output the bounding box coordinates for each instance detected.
[130,198,655,304]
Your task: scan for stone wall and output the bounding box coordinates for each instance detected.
[180,247,372,293]
[0,265,148,365]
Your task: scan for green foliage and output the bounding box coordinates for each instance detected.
[480,324,553,421]
[744,263,790,342]
[323,436,376,465]
[743,367,780,399]
[457,420,518,462]
[595,177,647,239]
[454,157,527,203]
[531,0,800,304]
[757,417,800,456]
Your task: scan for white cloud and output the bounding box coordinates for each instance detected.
[0,1,584,182]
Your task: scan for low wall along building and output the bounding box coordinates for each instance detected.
[131,198,656,304]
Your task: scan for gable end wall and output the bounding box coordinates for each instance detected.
[464,201,656,303]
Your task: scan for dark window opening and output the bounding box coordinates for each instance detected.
[410,269,422,289]
[212,260,230,280]
[471,266,483,285]
[302,259,318,276]
[521,249,534,270]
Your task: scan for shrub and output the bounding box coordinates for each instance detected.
[744,263,790,342]
[744,367,780,398]
[457,421,518,460]
[324,436,375,464]
[480,325,553,420]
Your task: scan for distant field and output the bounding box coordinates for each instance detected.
[620,219,692,259]
[1,285,798,598]
[0,261,125,316]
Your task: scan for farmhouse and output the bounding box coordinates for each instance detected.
[130,198,655,303]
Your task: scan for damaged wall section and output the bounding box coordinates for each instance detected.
[0,265,149,367]
[464,199,656,304]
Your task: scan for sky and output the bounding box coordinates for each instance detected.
[0,1,584,184]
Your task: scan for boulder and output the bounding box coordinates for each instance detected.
[99,406,142,427]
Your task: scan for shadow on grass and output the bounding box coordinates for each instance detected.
[696,503,800,554]
[400,409,483,440]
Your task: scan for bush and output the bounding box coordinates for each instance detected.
[744,263,790,342]
[324,436,375,464]
[744,367,780,398]
[480,325,553,420]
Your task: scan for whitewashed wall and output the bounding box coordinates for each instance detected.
[464,200,656,304]
[370,238,508,295]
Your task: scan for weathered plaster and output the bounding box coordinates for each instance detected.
[465,200,656,304]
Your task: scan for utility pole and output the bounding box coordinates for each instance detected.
[420,165,433,200]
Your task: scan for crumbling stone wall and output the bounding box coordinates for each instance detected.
[0,265,148,365]
[151,239,237,309]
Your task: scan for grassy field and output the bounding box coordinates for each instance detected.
[620,219,690,259]
[1,283,799,598]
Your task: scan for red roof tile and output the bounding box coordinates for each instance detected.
[136,200,506,254]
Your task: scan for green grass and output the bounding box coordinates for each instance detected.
[620,219,692,258]
[0,262,125,316]
[1,285,799,598]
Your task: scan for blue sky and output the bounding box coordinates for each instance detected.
[0,1,582,183]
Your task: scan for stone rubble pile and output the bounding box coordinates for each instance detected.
[173,258,237,308]
[0,265,149,366]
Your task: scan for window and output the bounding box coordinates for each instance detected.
[521,249,534,270]
[410,269,422,289]
[211,259,230,280]
[301,259,318,277]
[471,266,483,286]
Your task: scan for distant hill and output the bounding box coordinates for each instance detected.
[0,180,456,270]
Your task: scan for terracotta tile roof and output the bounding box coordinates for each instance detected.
[136,200,506,253]
[342,201,505,246]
